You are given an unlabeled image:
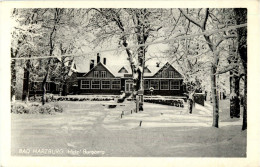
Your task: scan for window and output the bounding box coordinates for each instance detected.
[31,82,50,91]
[30,83,34,91]
[81,80,90,89]
[170,80,180,90]
[150,80,159,90]
[111,79,121,89]
[101,71,107,78]
[169,71,174,78]
[125,80,133,92]
[144,80,149,90]
[91,80,100,89]
[160,80,169,90]
[36,82,41,91]
[162,70,168,78]
[101,80,110,89]
[56,84,60,91]
[46,82,50,91]
[94,71,99,78]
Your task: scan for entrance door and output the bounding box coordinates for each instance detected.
[125,80,133,93]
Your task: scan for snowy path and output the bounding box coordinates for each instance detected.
[11,100,246,157]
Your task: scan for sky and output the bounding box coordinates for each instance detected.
[73,42,172,73]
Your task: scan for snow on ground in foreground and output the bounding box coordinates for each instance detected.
[11,100,246,157]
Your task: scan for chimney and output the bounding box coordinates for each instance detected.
[156,62,160,67]
[103,58,106,65]
[90,60,94,70]
[97,53,100,64]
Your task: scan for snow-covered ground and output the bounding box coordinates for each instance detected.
[11,100,246,157]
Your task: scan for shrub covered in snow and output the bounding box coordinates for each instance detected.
[144,98,184,108]
[11,102,30,114]
[29,93,55,102]
[52,96,114,102]
[29,95,116,102]
[11,102,63,114]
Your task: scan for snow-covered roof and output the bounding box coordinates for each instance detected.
[74,54,183,78]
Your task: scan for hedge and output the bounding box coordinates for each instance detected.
[29,94,115,102]
[144,98,184,108]
[11,102,63,114]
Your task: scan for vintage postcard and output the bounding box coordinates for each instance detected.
[0,0,259,167]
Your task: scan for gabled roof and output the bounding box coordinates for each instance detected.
[105,63,162,77]
[105,64,131,77]
[143,64,161,77]
[83,62,115,78]
[144,66,151,73]
[74,55,183,78]
[153,62,183,78]
[118,66,129,73]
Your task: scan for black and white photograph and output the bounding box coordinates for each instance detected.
[0,1,260,167]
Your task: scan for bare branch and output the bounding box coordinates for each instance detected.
[179,9,202,28]
[216,64,238,75]
[201,8,209,30]
[215,35,237,47]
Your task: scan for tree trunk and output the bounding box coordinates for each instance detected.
[211,65,219,128]
[203,35,220,128]
[122,37,144,111]
[136,95,139,113]
[188,99,193,114]
[242,74,247,130]
[42,69,49,105]
[230,74,240,118]
[22,60,30,102]
[33,90,36,101]
[137,46,145,111]
[11,59,16,102]
[62,82,68,96]
[234,8,247,130]
[11,44,20,102]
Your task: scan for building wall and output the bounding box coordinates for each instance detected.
[143,79,185,96]
[77,78,122,95]
[29,62,186,96]
[144,89,184,96]
[29,82,57,96]
[76,88,121,95]
[77,78,185,96]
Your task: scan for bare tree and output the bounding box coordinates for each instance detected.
[89,8,165,111]
[234,8,247,130]
[11,9,43,102]
[178,8,240,127]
